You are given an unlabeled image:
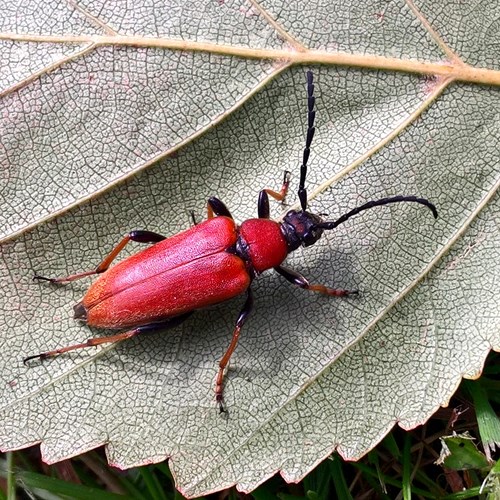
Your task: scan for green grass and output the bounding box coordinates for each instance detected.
[1,351,498,500]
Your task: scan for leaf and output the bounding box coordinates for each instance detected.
[436,433,490,470]
[0,0,499,497]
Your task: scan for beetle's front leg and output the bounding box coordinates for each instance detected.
[23,313,193,364]
[274,265,358,296]
[34,230,167,284]
[215,288,254,413]
[258,170,291,219]
[265,170,291,203]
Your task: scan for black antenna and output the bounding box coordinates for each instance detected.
[298,70,316,211]
[313,195,438,230]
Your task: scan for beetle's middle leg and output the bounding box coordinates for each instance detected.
[191,196,230,225]
[274,265,358,296]
[23,313,193,364]
[206,197,233,219]
[34,230,167,284]
[215,288,253,413]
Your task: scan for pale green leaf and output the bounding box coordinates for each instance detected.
[436,433,490,470]
[0,0,499,498]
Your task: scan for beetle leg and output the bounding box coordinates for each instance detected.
[207,197,233,219]
[189,210,198,225]
[274,265,358,297]
[34,230,167,284]
[23,313,193,364]
[263,170,291,203]
[258,170,291,218]
[215,288,254,413]
[258,190,270,218]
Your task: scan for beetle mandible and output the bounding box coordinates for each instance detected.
[26,71,437,412]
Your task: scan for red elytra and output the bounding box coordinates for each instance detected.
[26,71,437,412]
[78,217,250,329]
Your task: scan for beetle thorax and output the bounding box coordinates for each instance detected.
[236,218,289,275]
[280,210,324,251]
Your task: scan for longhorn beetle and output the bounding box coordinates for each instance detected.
[26,71,437,412]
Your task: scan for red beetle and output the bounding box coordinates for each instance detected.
[26,72,437,411]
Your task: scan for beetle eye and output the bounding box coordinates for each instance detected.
[303,230,318,247]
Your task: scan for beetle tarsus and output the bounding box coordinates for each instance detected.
[33,274,56,283]
[217,396,226,414]
[23,352,48,365]
[261,169,292,208]
[189,210,198,225]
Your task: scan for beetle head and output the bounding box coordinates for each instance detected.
[281,209,324,251]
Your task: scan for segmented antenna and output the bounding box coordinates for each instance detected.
[313,196,438,230]
[298,70,316,211]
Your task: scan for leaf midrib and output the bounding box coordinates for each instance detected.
[3,32,500,86]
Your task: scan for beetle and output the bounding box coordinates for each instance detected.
[25,71,437,411]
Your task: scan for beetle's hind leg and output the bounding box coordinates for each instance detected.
[23,313,193,365]
[215,288,253,413]
[34,230,167,284]
[274,265,358,296]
